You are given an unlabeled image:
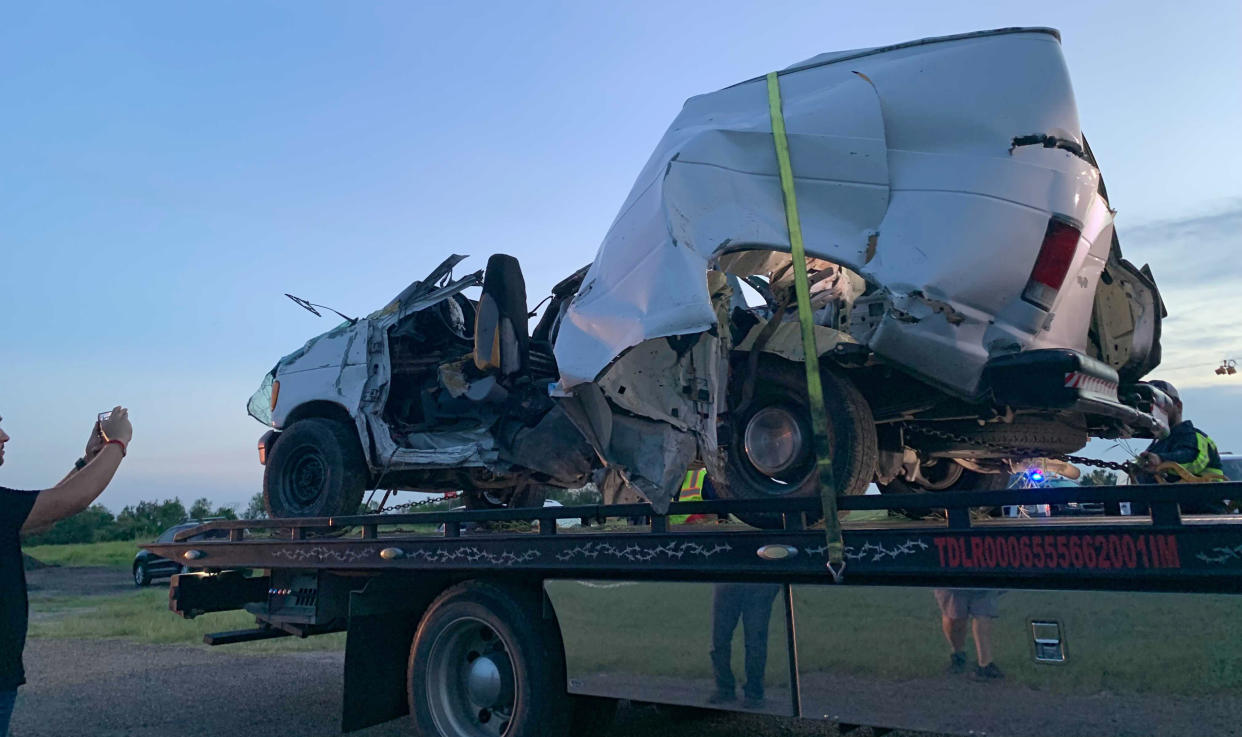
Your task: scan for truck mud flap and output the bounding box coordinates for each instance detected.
[341,574,448,733]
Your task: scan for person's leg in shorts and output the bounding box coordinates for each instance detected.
[934,589,970,673]
[965,591,1003,680]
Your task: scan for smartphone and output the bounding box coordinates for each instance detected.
[98,410,113,423]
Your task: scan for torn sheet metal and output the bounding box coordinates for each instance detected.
[605,415,697,513]
[554,63,889,391]
[388,428,500,467]
[733,320,855,361]
[555,27,1116,402]
[270,322,370,431]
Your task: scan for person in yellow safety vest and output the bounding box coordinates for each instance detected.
[1136,380,1228,514]
[670,469,712,525]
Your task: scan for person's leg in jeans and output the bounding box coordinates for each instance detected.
[0,689,17,737]
[710,584,744,700]
[739,584,781,704]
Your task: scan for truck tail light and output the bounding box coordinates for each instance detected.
[1022,215,1081,311]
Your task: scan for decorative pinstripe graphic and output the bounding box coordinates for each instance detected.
[271,546,377,563]
[554,541,733,563]
[1195,544,1242,566]
[808,538,931,563]
[404,547,541,566]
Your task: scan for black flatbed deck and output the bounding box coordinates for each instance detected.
[142,482,1242,594]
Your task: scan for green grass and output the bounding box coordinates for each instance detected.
[788,586,1242,695]
[548,580,1242,697]
[25,539,148,568]
[29,589,345,653]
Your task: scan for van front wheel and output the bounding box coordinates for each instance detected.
[263,418,368,518]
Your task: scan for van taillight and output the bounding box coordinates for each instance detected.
[1022,215,1081,310]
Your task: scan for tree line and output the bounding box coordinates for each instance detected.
[22,495,258,546]
[23,486,604,546]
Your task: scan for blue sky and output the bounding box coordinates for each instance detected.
[2,1,1240,510]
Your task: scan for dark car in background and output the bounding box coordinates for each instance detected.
[1222,454,1242,481]
[132,521,229,586]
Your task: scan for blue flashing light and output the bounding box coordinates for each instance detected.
[1027,469,1045,483]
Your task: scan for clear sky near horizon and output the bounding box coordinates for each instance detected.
[2,1,1241,512]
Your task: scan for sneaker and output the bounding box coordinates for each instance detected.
[742,695,766,710]
[707,690,736,705]
[973,662,1004,681]
[946,651,967,675]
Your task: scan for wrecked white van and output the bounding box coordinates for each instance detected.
[250,28,1167,525]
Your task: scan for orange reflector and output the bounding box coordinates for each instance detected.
[270,380,280,412]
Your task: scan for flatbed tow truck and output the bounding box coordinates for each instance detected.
[146,481,1242,737]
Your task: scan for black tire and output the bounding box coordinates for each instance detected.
[722,359,877,529]
[133,563,150,587]
[914,417,1088,456]
[408,581,570,737]
[569,696,618,737]
[263,417,368,519]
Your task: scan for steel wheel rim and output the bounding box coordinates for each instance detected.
[426,616,516,737]
[281,444,328,508]
[744,406,805,476]
[735,401,817,497]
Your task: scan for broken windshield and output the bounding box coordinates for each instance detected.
[247,368,276,426]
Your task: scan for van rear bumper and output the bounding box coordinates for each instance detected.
[983,349,1168,437]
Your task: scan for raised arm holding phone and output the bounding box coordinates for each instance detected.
[0,406,133,736]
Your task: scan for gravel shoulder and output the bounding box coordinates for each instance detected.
[12,639,856,737]
[25,564,137,600]
[16,569,921,737]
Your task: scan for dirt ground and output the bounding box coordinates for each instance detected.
[26,564,137,599]
[23,566,1242,737]
[16,566,898,737]
[11,638,879,737]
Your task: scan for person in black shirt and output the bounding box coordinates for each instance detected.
[0,407,132,737]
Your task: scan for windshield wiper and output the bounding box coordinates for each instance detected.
[284,294,358,325]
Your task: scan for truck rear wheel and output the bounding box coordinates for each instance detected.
[722,360,876,528]
[263,417,368,519]
[408,581,570,737]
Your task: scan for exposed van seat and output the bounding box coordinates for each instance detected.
[474,254,529,376]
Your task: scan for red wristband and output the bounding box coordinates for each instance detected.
[106,438,127,457]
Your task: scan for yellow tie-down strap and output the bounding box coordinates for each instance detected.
[765,72,844,581]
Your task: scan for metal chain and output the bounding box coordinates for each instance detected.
[371,493,460,515]
[901,423,1135,474]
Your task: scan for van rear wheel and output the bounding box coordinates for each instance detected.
[721,359,876,529]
